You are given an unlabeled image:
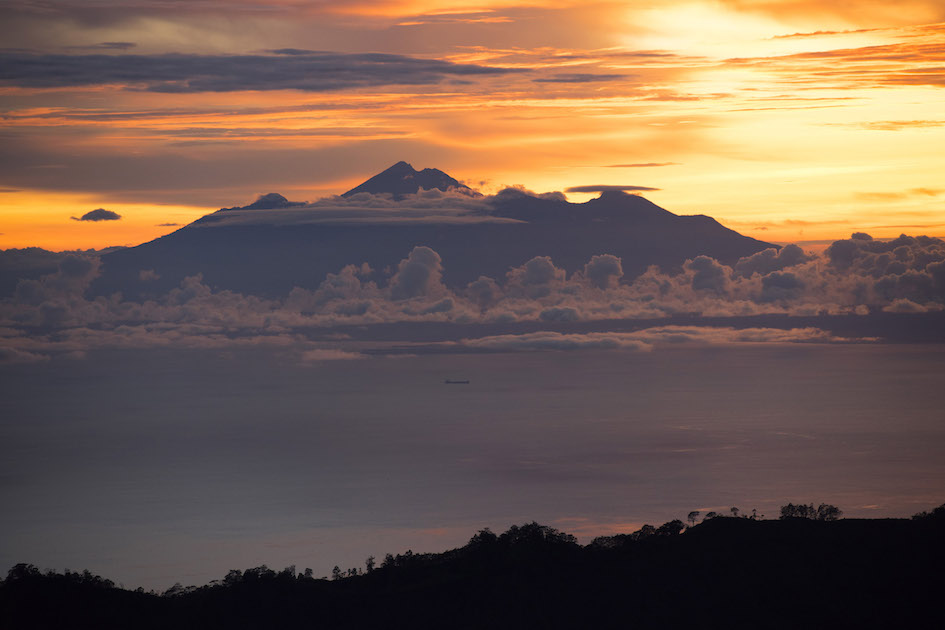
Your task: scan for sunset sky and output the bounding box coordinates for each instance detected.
[2,0,945,250]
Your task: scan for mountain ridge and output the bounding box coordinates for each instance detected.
[92,162,777,299]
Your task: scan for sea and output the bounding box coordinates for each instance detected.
[2,343,943,589]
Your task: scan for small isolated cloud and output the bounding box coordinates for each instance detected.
[156,223,180,227]
[72,208,121,222]
[565,185,661,194]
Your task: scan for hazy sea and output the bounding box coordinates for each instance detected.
[2,343,944,589]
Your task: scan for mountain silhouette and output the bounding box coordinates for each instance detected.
[92,162,776,299]
[341,161,473,199]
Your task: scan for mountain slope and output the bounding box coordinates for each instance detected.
[93,163,776,299]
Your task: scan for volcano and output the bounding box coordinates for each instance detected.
[92,162,776,299]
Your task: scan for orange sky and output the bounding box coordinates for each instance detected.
[1,0,944,249]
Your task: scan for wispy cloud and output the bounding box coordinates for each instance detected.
[565,185,660,193]
[603,163,679,168]
[0,51,524,92]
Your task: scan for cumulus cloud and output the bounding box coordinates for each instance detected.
[687,256,731,294]
[389,246,446,301]
[71,208,121,222]
[582,254,624,289]
[734,244,813,277]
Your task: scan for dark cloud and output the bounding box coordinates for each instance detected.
[71,208,121,222]
[156,223,180,227]
[65,41,136,51]
[565,185,660,194]
[0,51,523,93]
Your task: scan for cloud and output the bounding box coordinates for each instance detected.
[3,234,945,362]
[0,345,49,364]
[724,30,945,90]
[458,331,652,353]
[71,208,121,222]
[687,256,731,293]
[300,348,364,362]
[583,254,624,290]
[192,189,516,228]
[855,188,943,202]
[604,163,679,168]
[0,51,523,93]
[533,73,629,83]
[565,185,661,194]
[850,120,945,131]
[770,29,883,40]
[734,244,813,277]
[451,325,848,354]
[65,41,137,51]
[389,246,446,301]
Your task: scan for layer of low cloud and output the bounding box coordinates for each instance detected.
[3,231,944,363]
[193,188,522,228]
[564,185,661,194]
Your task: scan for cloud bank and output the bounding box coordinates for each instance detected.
[3,231,944,362]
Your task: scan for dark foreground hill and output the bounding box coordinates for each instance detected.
[91,162,775,299]
[3,508,943,630]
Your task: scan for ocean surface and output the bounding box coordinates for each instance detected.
[2,343,944,589]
